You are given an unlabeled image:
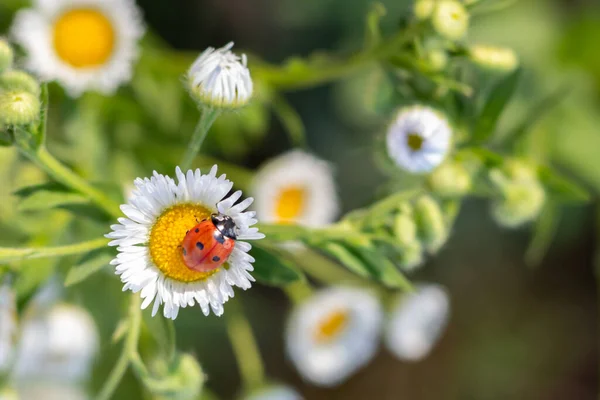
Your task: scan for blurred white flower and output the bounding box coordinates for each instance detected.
[252,151,339,227]
[285,287,382,387]
[0,283,17,373]
[386,105,452,173]
[17,383,88,400]
[187,42,253,108]
[384,284,450,361]
[244,385,303,400]
[11,0,145,97]
[106,166,264,319]
[12,303,99,383]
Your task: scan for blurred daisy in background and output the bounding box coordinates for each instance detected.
[384,283,450,361]
[244,384,303,400]
[0,283,17,374]
[252,151,339,227]
[16,383,88,400]
[386,105,452,173]
[107,166,264,320]
[11,0,145,96]
[12,303,99,383]
[285,287,382,387]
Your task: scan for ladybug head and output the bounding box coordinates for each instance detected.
[211,213,237,240]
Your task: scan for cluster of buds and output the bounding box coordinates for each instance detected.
[0,38,41,129]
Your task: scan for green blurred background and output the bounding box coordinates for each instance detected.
[2,0,600,398]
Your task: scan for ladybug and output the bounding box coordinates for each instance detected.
[181,213,237,273]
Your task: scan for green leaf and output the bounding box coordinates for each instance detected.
[14,182,70,197]
[538,166,590,203]
[525,201,559,268]
[364,3,386,49]
[64,249,113,286]
[318,241,371,279]
[249,244,304,286]
[18,190,88,212]
[461,147,504,168]
[472,68,522,144]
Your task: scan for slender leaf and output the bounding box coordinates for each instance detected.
[13,182,70,197]
[18,190,88,212]
[249,244,304,286]
[538,166,590,203]
[525,201,559,268]
[318,241,371,279]
[472,68,522,143]
[364,3,386,49]
[64,249,113,286]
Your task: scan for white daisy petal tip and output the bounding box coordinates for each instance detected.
[285,287,382,387]
[386,105,453,174]
[107,167,263,320]
[251,150,339,227]
[186,42,253,109]
[10,0,145,97]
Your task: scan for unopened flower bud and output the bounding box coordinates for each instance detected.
[426,49,448,71]
[397,241,424,271]
[469,45,518,72]
[0,39,13,73]
[414,0,435,20]
[432,1,469,40]
[0,90,40,126]
[393,203,418,247]
[0,70,40,96]
[428,161,471,197]
[414,195,448,253]
[144,354,204,400]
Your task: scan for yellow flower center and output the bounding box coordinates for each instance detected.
[407,133,424,152]
[52,8,116,68]
[275,186,306,223]
[314,309,349,343]
[149,204,222,283]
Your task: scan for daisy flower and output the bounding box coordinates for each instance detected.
[187,42,253,108]
[11,0,145,97]
[251,151,339,227]
[244,385,303,400]
[12,303,99,383]
[384,284,450,361]
[285,287,382,387]
[0,283,17,373]
[386,105,452,174]
[106,166,264,320]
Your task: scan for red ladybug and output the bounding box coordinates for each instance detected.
[181,213,237,273]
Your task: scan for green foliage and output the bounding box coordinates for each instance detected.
[249,244,304,286]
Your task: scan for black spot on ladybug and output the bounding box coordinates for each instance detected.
[182,248,187,256]
[214,231,225,244]
[186,230,189,234]
[212,256,220,262]
[195,228,199,233]
[196,242,204,250]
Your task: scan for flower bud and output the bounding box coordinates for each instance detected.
[428,161,471,197]
[0,90,41,126]
[0,70,41,96]
[414,195,448,253]
[144,354,204,400]
[393,203,418,247]
[469,45,518,72]
[426,49,448,72]
[432,1,469,40]
[397,241,424,271]
[0,39,13,73]
[414,0,435,20]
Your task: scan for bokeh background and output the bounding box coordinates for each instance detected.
[1,0,599,398]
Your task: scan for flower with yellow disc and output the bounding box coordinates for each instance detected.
[11,0,145,96]
[107,166,264,320]
[285,287,382,387]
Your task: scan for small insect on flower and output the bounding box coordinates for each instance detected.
[187,42,253,109]
[107,166,264,319]
[386,105,452,174]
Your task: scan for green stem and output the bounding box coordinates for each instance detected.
[270,92,307,148]
[284,280,314,305]
[180,108,221,171]
[96,295,142,400]
[225,300,265,392]
[0,237,109,264]
[26,147,122,218]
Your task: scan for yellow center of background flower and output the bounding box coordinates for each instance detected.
[275,186,305,223]
[52,8,115,68]
[149,204,221,283]
[407,133,424,152]
[314,309,349,343]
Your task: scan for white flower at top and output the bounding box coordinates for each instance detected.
[285,287,382,387]
[251,151,339,227]
[386,105,452,173]
[106,166,264,320]
[12,303,99,383]
[187,42,253,108]
[11,0,145,97]
[0,283,17,374]
[384,283,450,361]
[244,385,303,400]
